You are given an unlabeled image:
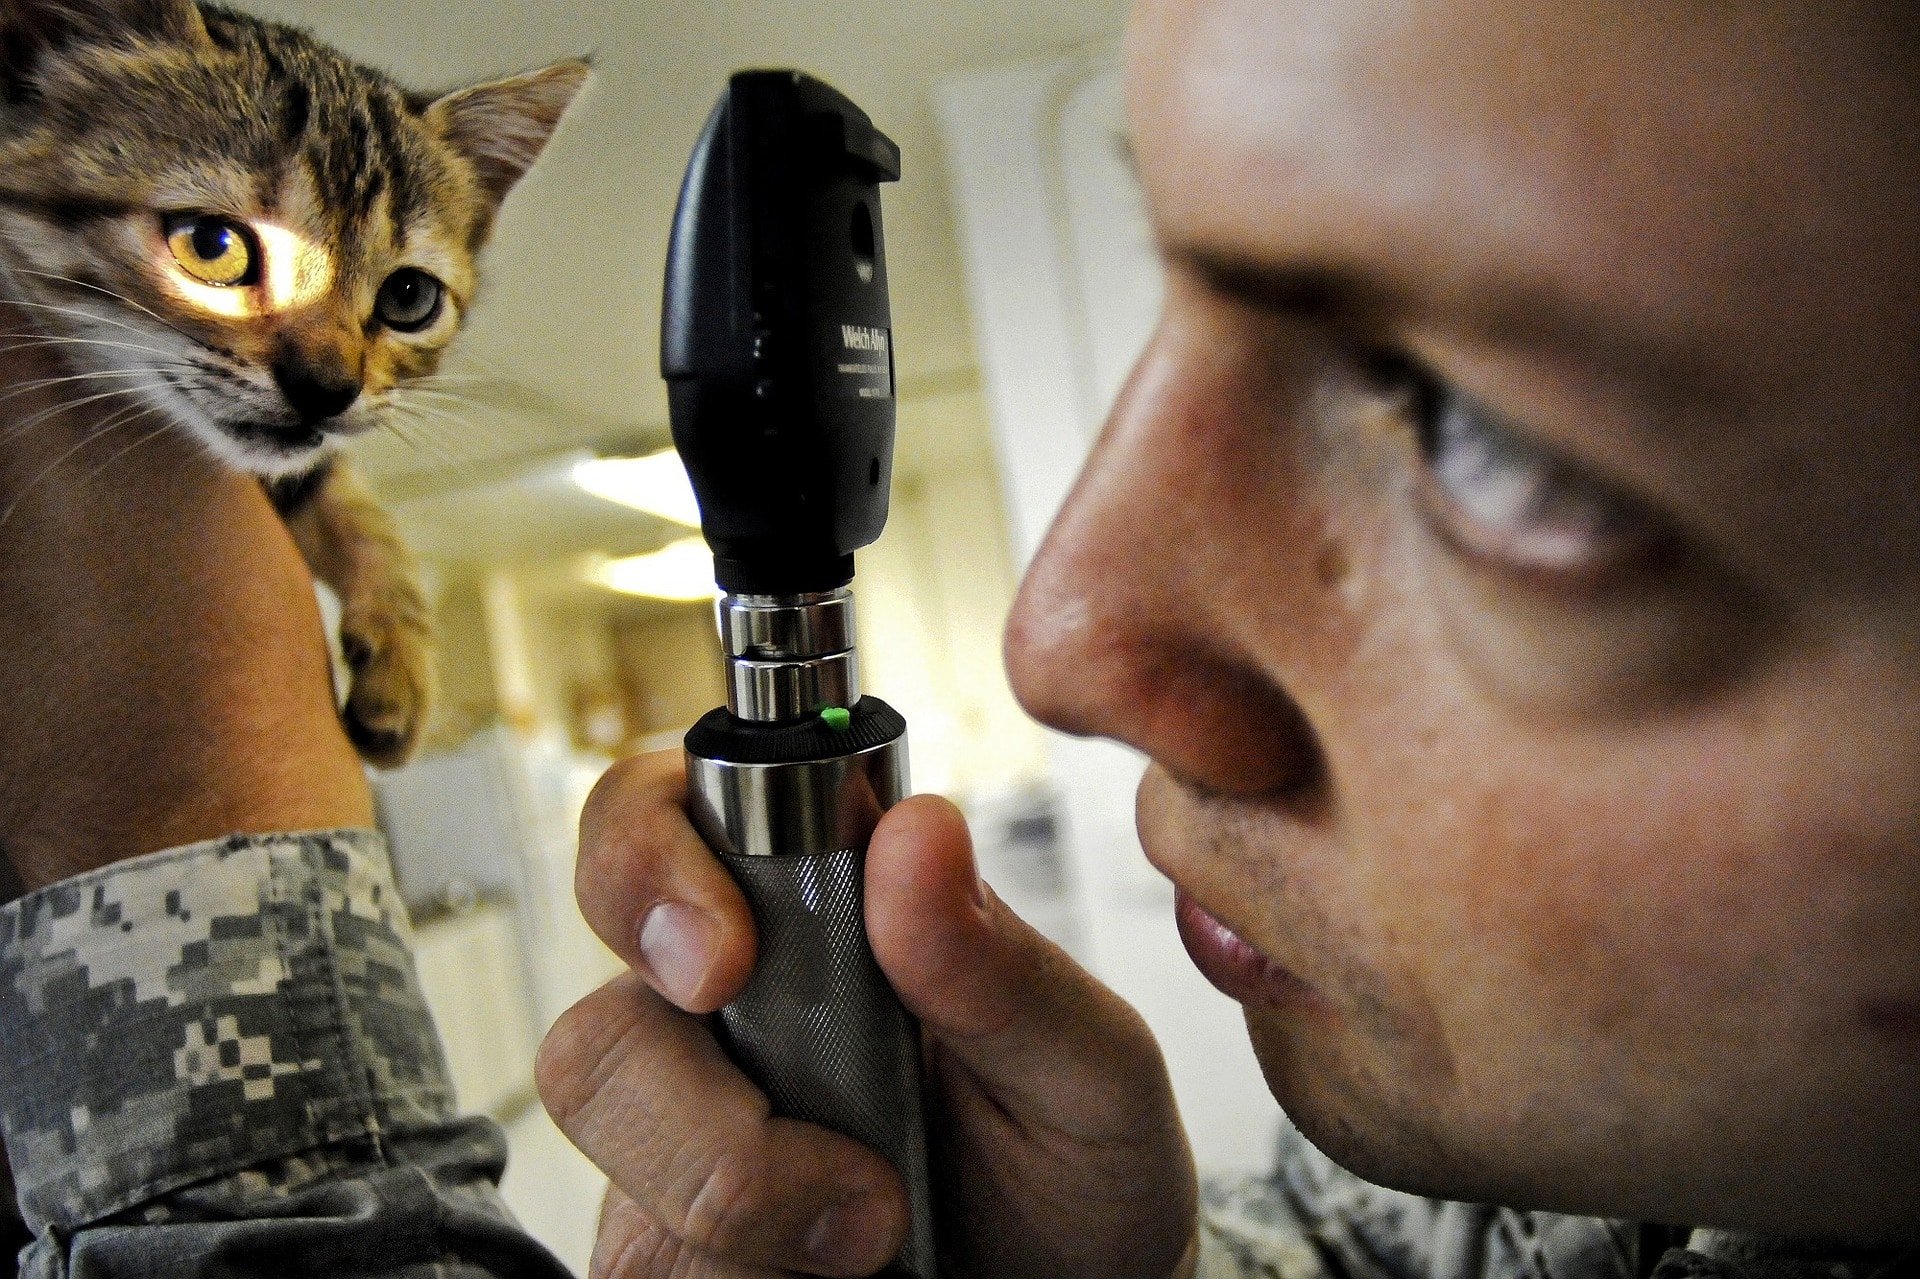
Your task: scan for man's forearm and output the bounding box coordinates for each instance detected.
[0,302,373,889]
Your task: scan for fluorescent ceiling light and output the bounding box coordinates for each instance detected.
[591,538,718,602]
[573,450,702,528]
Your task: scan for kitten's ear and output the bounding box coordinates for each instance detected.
[1,0,208,99]
[426,59,592,207]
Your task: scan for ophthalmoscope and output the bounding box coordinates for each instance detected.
[661,71,934,1278]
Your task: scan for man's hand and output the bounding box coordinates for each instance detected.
[536,752,1199,1278]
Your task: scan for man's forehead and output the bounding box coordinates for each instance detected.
[1120,0,1917,395]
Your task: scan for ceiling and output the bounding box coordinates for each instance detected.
[231,0,1133,499]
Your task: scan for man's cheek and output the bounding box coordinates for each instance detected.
[1391,737,1765,1065]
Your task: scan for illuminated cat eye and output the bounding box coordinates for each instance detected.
[375,268,444,332]
[164,214,259,288]
[1413,381,1671,578]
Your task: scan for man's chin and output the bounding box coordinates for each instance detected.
[1244,1006,1474,1202]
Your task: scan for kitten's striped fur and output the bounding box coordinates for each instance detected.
[0,0,587,765]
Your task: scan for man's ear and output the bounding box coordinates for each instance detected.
[0,0,210,103]
[425,58,593,208]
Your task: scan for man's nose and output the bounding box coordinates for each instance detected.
[1003,327,1325,797]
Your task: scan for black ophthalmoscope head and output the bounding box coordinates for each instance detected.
[662,70,902,598]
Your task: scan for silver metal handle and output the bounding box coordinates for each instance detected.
[686,729,935,1277]
[714,846,936,1278]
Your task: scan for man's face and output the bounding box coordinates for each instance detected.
[1005,0,1920,1234]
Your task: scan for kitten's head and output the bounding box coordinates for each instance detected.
[0,0,587,476]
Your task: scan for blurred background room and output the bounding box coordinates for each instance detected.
[233,1,1281,1269]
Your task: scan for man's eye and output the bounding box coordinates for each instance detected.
[1414,382,1670,579]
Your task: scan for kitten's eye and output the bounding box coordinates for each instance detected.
[376,269,444,332]
[165,214,259,288]
[1413,380,1670,579]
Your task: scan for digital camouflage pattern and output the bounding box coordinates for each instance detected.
[0,830,568,1277]
[1197,1126,1919,1279]
[1,831,1913,1277]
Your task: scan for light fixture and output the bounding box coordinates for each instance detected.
[590,538,718,601]
[573,450,703,527]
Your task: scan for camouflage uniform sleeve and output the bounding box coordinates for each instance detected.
[1195,1122,1645,1279]
[0,829,572,1278]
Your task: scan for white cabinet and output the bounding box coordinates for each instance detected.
[412,904,539,1119]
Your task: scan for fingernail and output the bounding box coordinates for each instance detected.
[805,1191,890,1275]
[637,902,718,1007]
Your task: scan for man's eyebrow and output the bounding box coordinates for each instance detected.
[1163,241,1713,398]
[1168,245,1378,323]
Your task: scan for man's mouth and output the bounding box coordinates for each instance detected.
[1174,890,1326,1012]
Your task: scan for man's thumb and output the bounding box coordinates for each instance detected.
[865,795,1172,1139]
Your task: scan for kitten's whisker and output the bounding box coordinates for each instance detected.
[0,331,189,364]
[439,349,523,383]
[83,418,180,483]
[0,366,179,413]
[396,392,489,420]
[0,387,157,444]
[391,387,487,412]
[1,296,173,345]
[0,402,161,530]
[392,432,521,483]
[382,408,476,471]
[396,374,485,396]
[76,399,158,447]
[384,387,467,417]
[399,385,484,406]
[9,270,202,345]
[410,366,501,382]
[417,352,559,410]
[381,418,435,456]
[388,398,481,437]
[2,377,163,424]
[405,373,506,396]
[388,392,520,452]
[384,404,496,475]
[0,382,167,448]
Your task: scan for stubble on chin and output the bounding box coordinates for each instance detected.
[1139,767,1470,1176]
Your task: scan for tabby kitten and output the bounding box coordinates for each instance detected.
[0,0,588,765]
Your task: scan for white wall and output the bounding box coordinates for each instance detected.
[861,385,1051,803]
[938,49,1282,1176]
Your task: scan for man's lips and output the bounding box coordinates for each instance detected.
[1174,890,1323,1011]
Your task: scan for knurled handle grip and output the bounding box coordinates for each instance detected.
[715,846,936,1279]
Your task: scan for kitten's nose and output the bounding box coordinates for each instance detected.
[273,360,361,425]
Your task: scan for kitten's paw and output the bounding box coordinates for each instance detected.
[340,604,433,769]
